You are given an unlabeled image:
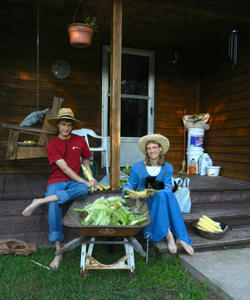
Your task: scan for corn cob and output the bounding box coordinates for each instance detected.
[124,188,157,198]
[99,184,110,190]
[201,215,220,227]
[81,164,95,193]
[96,185,103,191]
[201,215,222,231]
[197,215,222,232]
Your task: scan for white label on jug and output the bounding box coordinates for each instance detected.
[190,135,203,147]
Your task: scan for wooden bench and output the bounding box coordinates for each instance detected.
[1,97,63,160]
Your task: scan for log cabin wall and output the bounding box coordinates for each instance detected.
[0,5,104,173]
[0,2,198,174]
[199,38,250,181]
[154,48,197,171]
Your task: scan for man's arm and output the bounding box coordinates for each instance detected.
[55,159,96,188]
[82,159,97,186]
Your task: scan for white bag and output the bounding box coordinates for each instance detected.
[173,177,191,213]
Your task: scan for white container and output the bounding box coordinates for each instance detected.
[198,153,213,176]
[186,147,204,174]
[206,166,221,176]
[187,128,205,148]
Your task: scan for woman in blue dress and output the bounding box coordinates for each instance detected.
[123,134,194,255]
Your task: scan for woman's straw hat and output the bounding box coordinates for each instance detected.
[48,108,83,128]
[138,134,170,155]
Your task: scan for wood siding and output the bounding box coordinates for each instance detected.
[0,20,198,174]
[0,22,104,173]
[154,49,197,171]
[199,40,250,181]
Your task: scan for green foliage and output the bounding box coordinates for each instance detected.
[0,245,213,300]
[84,16,98,31]
[74,196,149,226]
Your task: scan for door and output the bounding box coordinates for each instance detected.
[102,46,155,167]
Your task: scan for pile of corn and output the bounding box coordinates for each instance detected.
[196,215,223,232]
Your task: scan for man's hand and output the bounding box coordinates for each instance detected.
[86,178,97,188]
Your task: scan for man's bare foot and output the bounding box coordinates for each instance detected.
[22,199,43,216]
[176,239,194,255]
[166,230,177,254]
[50,254,63,270]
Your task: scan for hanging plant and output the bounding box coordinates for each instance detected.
[68,0,98,48]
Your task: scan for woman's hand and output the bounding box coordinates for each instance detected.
[126,189,153,199]
[128,191,139,199]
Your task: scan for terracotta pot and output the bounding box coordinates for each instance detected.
[68,23,94,48]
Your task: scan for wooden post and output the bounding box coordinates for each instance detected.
[110,0,122,190]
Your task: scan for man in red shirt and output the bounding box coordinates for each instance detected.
[22,108,97,269]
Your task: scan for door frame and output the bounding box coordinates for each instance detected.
[101,45,155,166]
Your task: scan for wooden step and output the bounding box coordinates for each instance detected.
[155,224,250,253]
[183,202,250,227]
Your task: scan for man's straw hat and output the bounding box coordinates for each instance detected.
[48,108,83,128]
[138,134,170,155]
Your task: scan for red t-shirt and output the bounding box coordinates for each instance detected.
[46,134,92,186]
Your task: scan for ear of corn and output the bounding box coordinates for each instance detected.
[81,164,95,193]
[81,165,111,193]
[197,215,223,232]
[124,188,157,199]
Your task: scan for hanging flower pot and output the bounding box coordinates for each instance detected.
[68,23,94,48]
[68,0,97,48]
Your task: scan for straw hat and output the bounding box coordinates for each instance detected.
[48,108,83,128]
[138,134,170,155]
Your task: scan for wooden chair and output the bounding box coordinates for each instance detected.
[1,97,63,160]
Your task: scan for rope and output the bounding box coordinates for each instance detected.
[36,0,40,110]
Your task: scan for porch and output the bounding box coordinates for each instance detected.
[1,172,250,254]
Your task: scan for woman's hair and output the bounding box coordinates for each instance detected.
[144,141,165,166]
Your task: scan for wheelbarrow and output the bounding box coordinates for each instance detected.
[61,191,151,279]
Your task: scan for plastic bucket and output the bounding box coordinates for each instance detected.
[206,166,221,176]
[187,128,205,148]
[186,147,204,174]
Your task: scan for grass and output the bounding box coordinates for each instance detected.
[0,244,214,300]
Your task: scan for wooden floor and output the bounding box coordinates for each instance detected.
[0,172,250,250]
[1,172,250,201]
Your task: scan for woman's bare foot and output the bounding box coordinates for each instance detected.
[176,239,194,255]
[22,199,43,216]
[50,255,63,270]
[166,229,177,254]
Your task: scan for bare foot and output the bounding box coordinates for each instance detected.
[22,199,43,216]
[166,230,177,254]
[176,239,194,255]
[50,255,63,269]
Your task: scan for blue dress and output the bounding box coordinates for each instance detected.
[123,161,192,244]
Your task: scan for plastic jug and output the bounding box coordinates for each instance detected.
[198,153,213,176]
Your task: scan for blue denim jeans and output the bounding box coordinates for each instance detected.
[45,181,89,242]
